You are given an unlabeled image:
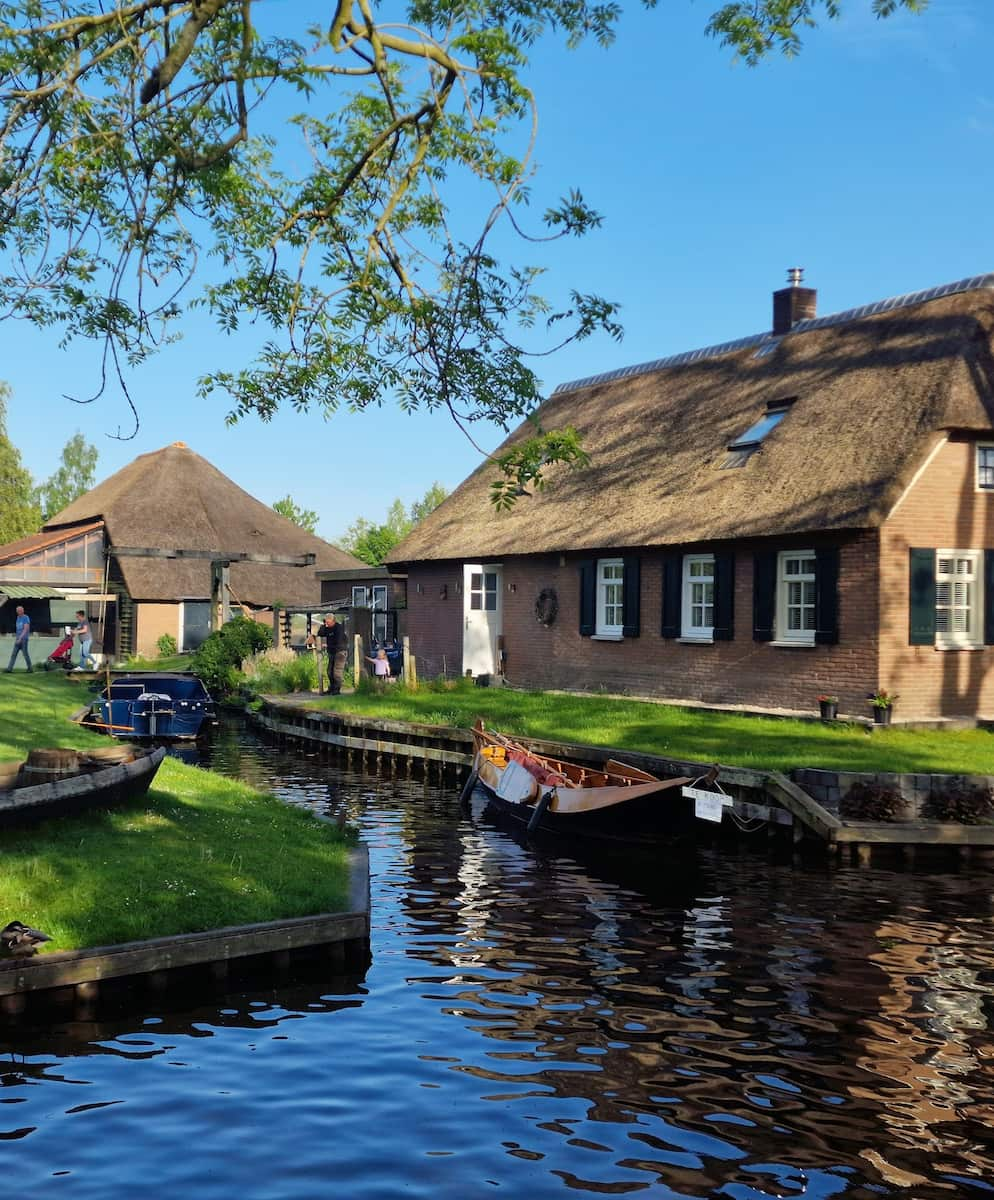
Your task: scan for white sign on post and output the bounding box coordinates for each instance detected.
[683,785,731,823]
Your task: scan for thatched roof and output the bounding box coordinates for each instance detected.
[44,443,361,604]
[391,278,994,564]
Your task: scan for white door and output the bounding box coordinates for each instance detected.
[463,564,502,677]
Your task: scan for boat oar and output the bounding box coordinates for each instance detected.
[457,768,479,810]
[527,788,555,834]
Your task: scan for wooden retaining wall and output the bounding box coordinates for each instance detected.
[253,700,994,868]
[0,847,370,1019]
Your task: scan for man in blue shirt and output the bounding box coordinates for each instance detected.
[5,606,32,672]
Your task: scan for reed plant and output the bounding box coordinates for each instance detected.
[241,645,318,693]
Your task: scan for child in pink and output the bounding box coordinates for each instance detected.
[366,648,393,684]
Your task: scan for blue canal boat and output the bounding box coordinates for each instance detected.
[85,674,216,740]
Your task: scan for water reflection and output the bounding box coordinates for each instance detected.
[1,718,993,1199]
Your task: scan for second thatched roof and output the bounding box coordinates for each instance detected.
[46,442,361,605]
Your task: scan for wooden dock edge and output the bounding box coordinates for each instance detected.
[0,846,370,1001]
[254,700,994,860]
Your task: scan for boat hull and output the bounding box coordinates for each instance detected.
[85,674,215,740]
[0,746,167,826]
[471,726,694,847]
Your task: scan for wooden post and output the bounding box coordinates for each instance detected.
[313,641,322,694]
[210,561,231,632]
[402,636,411,683]
[409,655,418,689]
[272,605,281,648]
[354,634,363,689]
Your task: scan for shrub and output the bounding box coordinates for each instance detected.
[191,616,273,696]
[839,781,906,822]
[923,783,994,825]
[156,633,178,658]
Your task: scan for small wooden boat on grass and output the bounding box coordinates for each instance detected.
[467,720,715,846]
[0,745,167,826]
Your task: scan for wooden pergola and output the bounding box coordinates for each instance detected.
[106,546,317,632]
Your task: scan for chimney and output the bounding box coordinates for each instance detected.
[772,267,817,335]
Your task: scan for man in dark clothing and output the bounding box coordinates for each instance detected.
[309,614,346,694]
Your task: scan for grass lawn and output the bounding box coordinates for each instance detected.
[0,672,353,954]
[305,680,994,775]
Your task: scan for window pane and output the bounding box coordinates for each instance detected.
[471,573,482,591]
[470,594,481,610]
[729,407,788,450]
[936,551,980,644]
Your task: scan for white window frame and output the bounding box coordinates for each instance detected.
[352,585,368,608]
[595,558,624,637]
[977,444,994,492]
[370,584,389,642]
[935,550,984,650]
[775,550,817,645]
[681,554,715,640]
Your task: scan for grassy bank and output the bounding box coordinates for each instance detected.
[303,679,994,775]
[0,672,353,954]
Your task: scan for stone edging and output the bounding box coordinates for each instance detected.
[793,769,994,820]
[0,846,369,1004]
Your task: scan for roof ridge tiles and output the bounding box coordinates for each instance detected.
[551,271,994,397]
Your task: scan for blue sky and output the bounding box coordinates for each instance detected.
[3,0,991,545]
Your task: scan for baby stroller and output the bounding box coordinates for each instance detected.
[44,629,75,671]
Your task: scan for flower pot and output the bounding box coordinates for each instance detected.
[872,705,892,726]
[819,701,838,721]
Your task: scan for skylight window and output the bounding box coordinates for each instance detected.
[728,398,796,451]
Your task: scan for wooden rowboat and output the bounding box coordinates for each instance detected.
[467,720,710,845]
[0,745,167,826]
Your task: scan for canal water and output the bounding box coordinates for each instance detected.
[3,719,994,1199]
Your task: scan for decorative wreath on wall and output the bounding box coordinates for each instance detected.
[535,587,559,627]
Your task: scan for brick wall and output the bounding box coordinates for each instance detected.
[134,602,180,658]
[406,533,881,714]
[405,561,464,679]
[880,436,994,718]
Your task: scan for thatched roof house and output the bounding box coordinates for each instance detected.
[47,442,358,606]
[0,442,361,657]
[395,280,994,561]
[390,273,994,720]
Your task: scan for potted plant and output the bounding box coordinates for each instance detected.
[817,694,839,721]
[868,690,898,725]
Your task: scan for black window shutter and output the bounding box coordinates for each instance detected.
[814,546,840,645]
[713,551,735,641]
[661,555,681,638]
[985,550,994,646]
[753,552,776,642]
[622,556,641,638]
[908,548,936,646]
[578,560,595,637]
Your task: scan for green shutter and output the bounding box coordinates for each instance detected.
[814,547,840,645]
[908,548,936,646]
[753,552,776,642]
[578,560,595,637]
[622,556,641,638]
[661,555,681,638]
[713,551,735,641]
